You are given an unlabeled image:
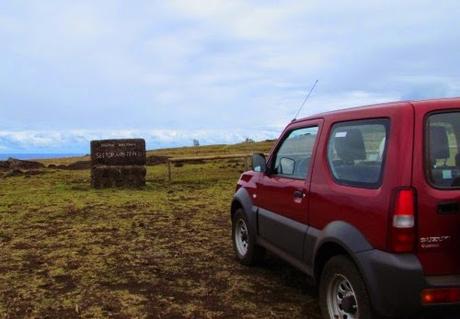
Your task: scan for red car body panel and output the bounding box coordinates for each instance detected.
[309,102,414,251]
[412,99,460,275]
[255,119,324,225]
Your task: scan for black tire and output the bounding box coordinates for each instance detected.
[231,208,265,265]
[319,255,375,319]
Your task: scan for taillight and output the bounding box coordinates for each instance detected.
[421,288,460,305]
[388,188,417,253]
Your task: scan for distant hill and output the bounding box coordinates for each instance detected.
[148,140,275,158]
[37,139,276,166]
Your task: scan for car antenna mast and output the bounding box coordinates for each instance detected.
[292,79,318,121]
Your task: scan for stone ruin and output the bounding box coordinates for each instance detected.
[0,158,45,178]
[0,158,44,170]
[90,139,146,188]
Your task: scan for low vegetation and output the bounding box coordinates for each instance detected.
[0,141,321,319]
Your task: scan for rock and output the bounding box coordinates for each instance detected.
[3,169,24,177]
[48,161,90,170]
[66,161,91,170]
[2,169,46,178]
[0,158,44,170]
[24,170,44,177]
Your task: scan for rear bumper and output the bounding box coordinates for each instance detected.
[355,249,460,318]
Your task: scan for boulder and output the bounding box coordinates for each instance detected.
[3,169,24,178]
[24,169,44,177]
[0,161,9,170]
[0,158,44,170]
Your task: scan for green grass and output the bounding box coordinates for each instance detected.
[0,141,321,319]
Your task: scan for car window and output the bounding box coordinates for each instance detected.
[273,126,318,179]
[327,119,389,187]
[426,112,460,188]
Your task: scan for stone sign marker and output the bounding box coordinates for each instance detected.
[90,139,146,188]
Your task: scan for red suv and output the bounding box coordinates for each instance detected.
[231,98,460,318]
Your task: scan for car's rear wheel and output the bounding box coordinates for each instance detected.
[232,208,265,265]
[319,255,375,319]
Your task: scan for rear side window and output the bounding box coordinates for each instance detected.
[327,119,389,187]
[426,112,460,188]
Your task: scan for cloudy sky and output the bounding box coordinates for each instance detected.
[1,1,459,153]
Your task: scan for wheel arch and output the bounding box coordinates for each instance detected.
[230,187,257,234]
[230,199,243,220]
[312,222,425,318]
[314,241,351,282]
[312,221,373,283]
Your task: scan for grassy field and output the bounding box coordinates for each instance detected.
[0,141,322,319]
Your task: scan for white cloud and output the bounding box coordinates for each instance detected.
[0,128,280,153]
[0,1,459,152]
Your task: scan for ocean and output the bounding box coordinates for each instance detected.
[0,154,83,161]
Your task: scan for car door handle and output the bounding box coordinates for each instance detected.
[293,190,305,198]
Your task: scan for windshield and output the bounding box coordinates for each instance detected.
[426,112,460,188]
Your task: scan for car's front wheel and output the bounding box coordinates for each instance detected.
[232,208,265,265]
[319,255,375,319]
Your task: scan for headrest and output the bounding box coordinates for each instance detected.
[430,126,450,160]
[335,128,366,162]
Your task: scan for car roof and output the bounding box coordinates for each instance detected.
[292,97,460,124]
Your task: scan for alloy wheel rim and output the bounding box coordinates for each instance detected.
[326,274,359,319]
[235,218,249,256]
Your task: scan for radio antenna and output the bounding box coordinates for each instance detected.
[293,79,318,121]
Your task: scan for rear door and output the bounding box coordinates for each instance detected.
[255,119,322,260]
[413,100,460,275]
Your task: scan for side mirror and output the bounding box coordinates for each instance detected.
[252,153,267,173]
